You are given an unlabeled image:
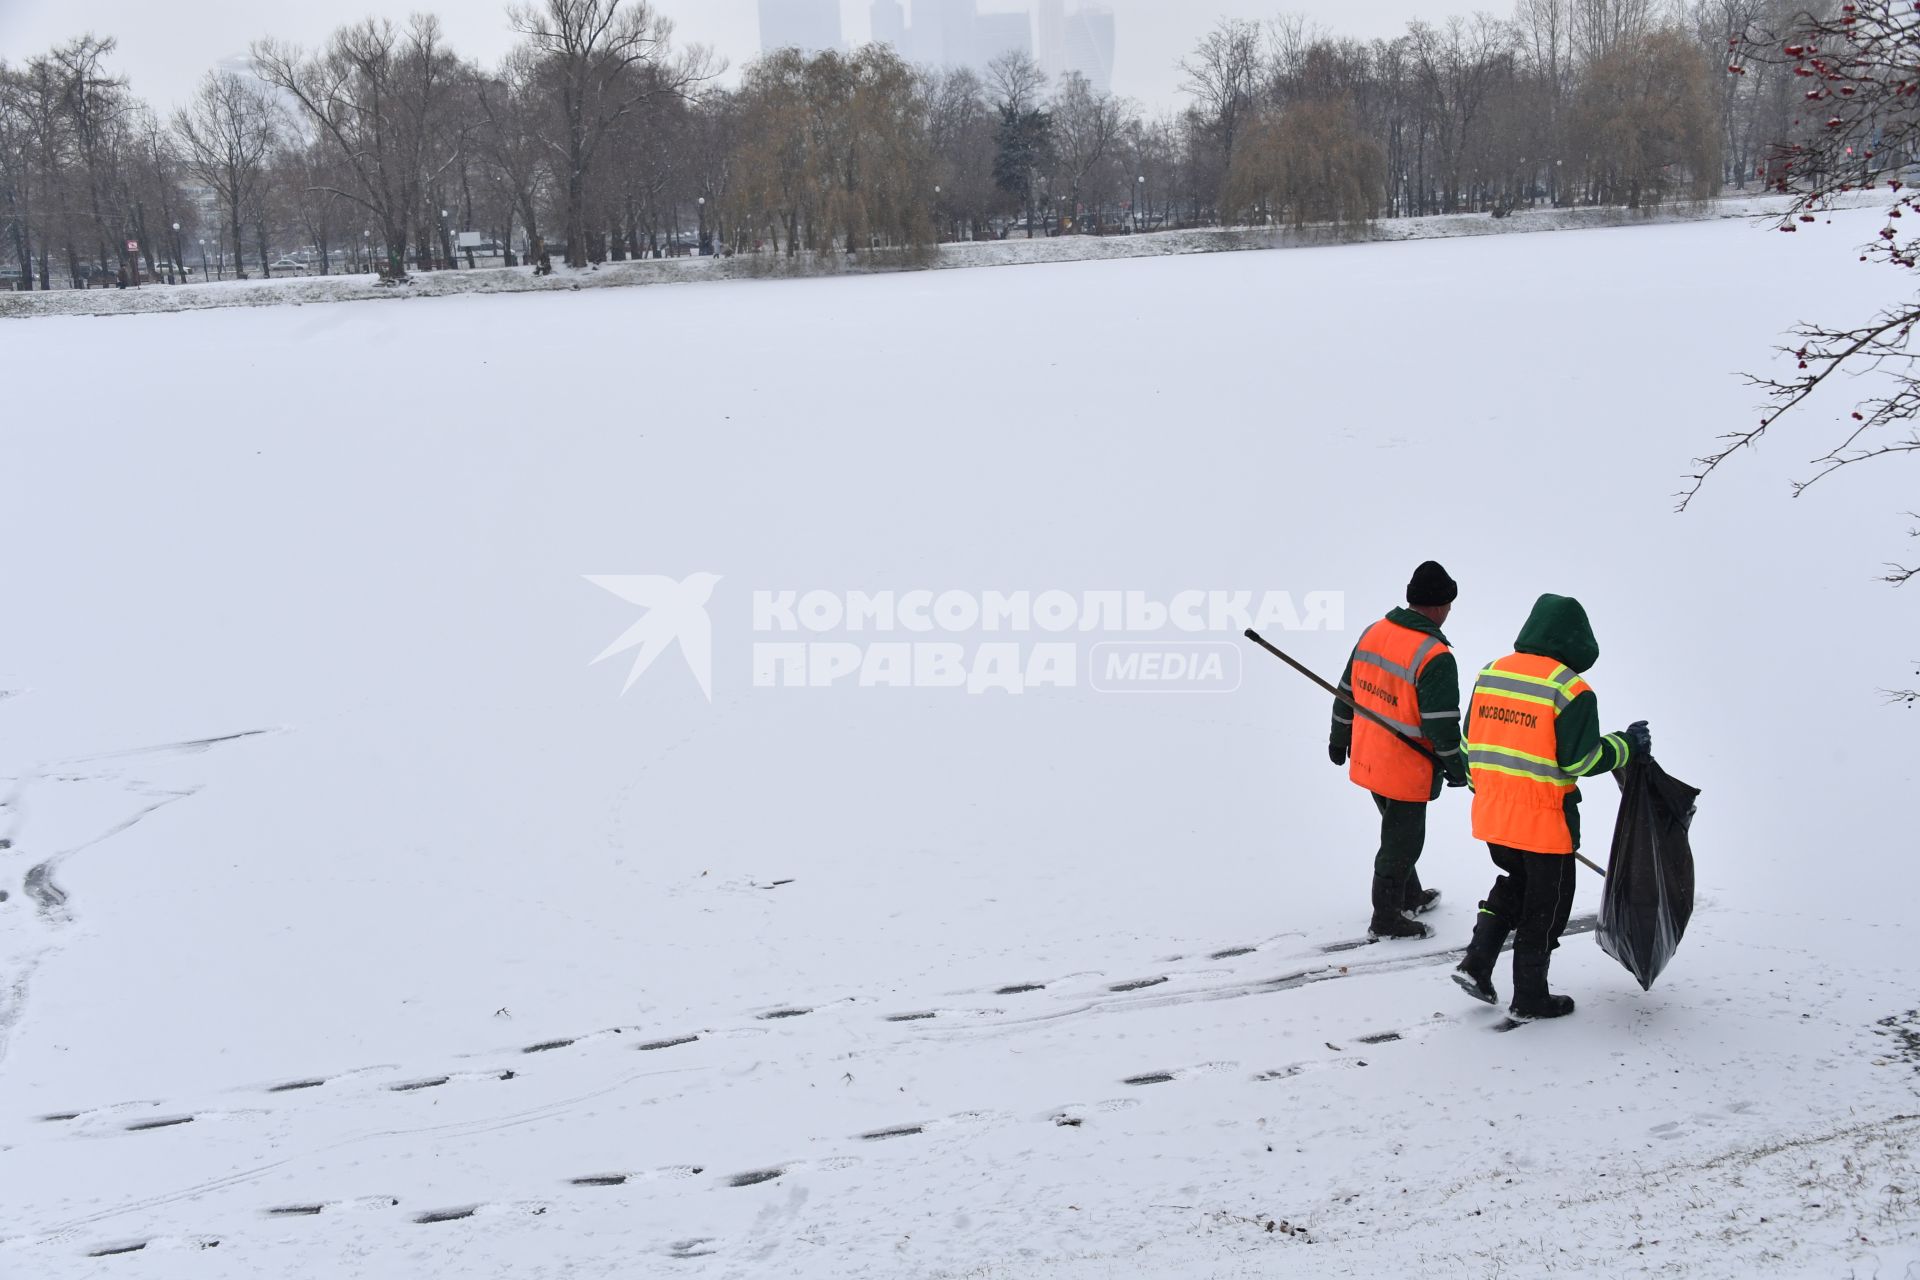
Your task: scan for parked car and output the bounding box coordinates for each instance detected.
[268,256,313,275]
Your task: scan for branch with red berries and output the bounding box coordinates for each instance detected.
[1684,1,1920,511]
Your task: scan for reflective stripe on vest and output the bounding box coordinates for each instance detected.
[1466,653,1592,855]
[1347,617,1450,804]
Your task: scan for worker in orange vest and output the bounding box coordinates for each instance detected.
[1452,594,1650,1019]
[1329,562,1469,941]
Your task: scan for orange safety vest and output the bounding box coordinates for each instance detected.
[1466,653,1592,855]
[1346,617,1450,803]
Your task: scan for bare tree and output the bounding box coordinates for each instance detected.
[255,17,461,278]
[50,36,132,284]
[474,47,551,259]
[0,61,36,290]
[1516,0,1576,197]
[1574,0,1661,63]
[1180,18,1264,186]
[1050,73,1124,228]
[12,55,77,286]
[125,109,192,282]
[276,140,347,274]
[986,49,1047,116]
[507,0,715,267]
[173,70,280,280]
[927,67,1000,241]
[988,50,1051,237]
[1407,16,1517,214]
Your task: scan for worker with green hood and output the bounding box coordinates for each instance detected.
[1452,594,1650,1020]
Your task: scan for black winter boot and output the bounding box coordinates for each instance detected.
[1508,951,1575,1020]
[1451,906,1508,1005]
[1403,867,1441,915]
[1368,874,1432,940]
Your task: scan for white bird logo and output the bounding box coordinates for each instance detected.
[586,573,723,701]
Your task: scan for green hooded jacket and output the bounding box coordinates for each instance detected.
[1477,593,1637,850]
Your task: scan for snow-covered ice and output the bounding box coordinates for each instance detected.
[1,207,1917,1278]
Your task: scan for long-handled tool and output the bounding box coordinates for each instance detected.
[1243,627,1606,878]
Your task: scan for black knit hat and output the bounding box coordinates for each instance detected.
[1407,561,1458,608]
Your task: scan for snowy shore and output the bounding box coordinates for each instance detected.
[0,189,1876,322]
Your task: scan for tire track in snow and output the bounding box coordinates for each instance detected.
[0,728,276,1073]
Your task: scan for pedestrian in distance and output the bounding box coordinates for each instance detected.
[1452,594,1651,1019]
[1329,561,1470,941]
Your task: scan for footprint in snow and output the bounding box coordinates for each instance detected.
[571,1164,704,1188]
[636,1034,700,1052]
[124,1115,195,1133]
[414,1207,477,1225]
[1123,1061,1238,1087]
[1050,1097,1141,1126]
[266,1078,329,1094]
[1109,976,1169,992]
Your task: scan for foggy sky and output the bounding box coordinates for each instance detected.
[0,0,1441,115]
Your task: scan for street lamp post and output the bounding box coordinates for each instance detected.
[933,184,941,243]
[697,196,708,256]
[363,228,371,274]
[1136,175,1145,233]
[440,207,455,270]
[198,237,209,283]
[170,221,182,283]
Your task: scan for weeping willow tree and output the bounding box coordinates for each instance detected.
[1221,100,1386,228]
[1568,26,1721,209]
[726,45,934,259]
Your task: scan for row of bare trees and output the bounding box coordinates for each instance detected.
[0,37,205,289]
[0,0,1857,289]
[1195,0,1835,230]
[0,3,722,289]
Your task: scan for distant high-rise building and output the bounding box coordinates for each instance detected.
[974,12,1033,68]
[758,0,844,56]
[1035,0,1066,79]
[871,0,908,51]
[931,0,980,71]
[1061,5,1114,96]
[883,2,1071,80]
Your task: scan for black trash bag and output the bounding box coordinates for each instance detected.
[1595,758,1700,991]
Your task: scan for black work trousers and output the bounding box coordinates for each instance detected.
[1480,844,1577,997]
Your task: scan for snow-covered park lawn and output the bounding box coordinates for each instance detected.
[2,207,1917,1278]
